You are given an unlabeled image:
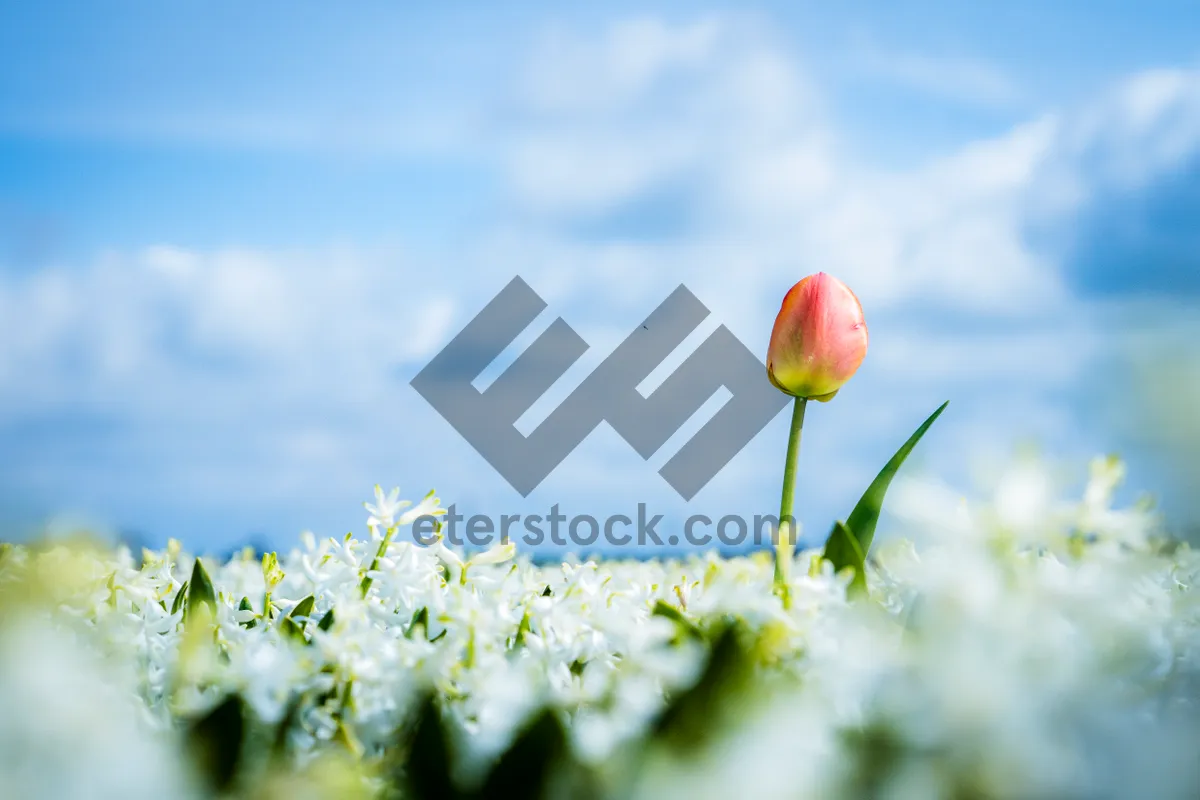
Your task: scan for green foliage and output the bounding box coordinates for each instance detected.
[185,694,245,795]
[478,709,570,800]
[186,557,217,621]
[824,401,948,586]
[270,694,304,764]
[170,579,189,615]
[826,520,867,597]
[395,695,574,800]
[511,608,532,649]
[407,606,430,639]
[279,615,307,643]
[399,694,460,800]
[289,595,315,619]
[651,599,704,641]
[238,596,257,629]
[179,559,218,635]
[651,624,752,752]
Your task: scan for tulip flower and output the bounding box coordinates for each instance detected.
[766,272,868,402]
[767,272,867,602]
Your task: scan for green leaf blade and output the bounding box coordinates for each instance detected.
[407,606,429,639]
[288,595,315,619]
[187,557,217,619]
[651,599,704,641]
[825,520,868,598]
[184,694,245,795]
[825,400,945,563]
[279,616,307,642]
[170,580,190,616]
[480,709,567,800]
[396,693,461,800]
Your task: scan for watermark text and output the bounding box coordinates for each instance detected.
[412,505,797,549]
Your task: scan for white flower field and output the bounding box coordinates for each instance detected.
[2,456,1200,799]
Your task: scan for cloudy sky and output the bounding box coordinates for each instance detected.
[2,1,1199,553]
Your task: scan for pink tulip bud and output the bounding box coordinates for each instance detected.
[766,272,868,402]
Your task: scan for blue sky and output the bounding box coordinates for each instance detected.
[2,1,1199,553]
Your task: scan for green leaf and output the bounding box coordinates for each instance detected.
[237,596,257,629]
[651,624,751,752]
[187,558,217,620]
[397,693,462,800]
[279,616,306,642]
[480,709,568,800]
[651,599,704,641]
[334,720,363,758]
[271,693,304,764]
[170,580,190,615]
[826,520,867,598]
[185,694,245,795]
[288,595,315,619]
[407,606,429,639]
[317,608,336,632]
[510,609,532,649]
[825,401,948,571]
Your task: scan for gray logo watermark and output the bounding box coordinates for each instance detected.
[411,277,788,499]
[412,506,795,549]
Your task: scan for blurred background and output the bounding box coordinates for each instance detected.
[1,0,1197,553]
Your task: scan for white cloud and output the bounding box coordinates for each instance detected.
[1031,68,1200,219]
[4,15,1200,543]
[501,23,1200,325]
[523,16,724,114]
[0,245,457,416]
[505,15,826,217]
[493,15,1063,319]
[853,43,1023,109]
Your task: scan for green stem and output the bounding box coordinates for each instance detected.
[360,526,397,597]
[773,396,807,604]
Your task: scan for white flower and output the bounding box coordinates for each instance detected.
[364,484,411,534]
[397,488,447,527]
[468,542,516,568]
[4,459,1200,799]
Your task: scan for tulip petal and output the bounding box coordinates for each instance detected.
[766,272,868,400]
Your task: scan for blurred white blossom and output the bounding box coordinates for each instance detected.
[1,458,1199,798]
